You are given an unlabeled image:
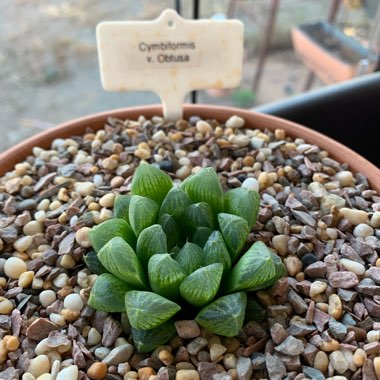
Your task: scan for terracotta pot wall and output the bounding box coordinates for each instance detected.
[0,105,379,193]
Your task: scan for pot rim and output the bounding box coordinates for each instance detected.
[1,104,379,193]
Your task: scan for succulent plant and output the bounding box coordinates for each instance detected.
[86,163,286,352]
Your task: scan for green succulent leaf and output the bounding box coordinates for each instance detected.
[224,241,278,293]
[175,242,204,276]
[131,162,173,204]
[89,218,136,253]
[159,213,181,249]
[148,254,186,300]
[129,195,159,236]
[114,194,132,223]
[98,236,148,289]
[88,273,132,312]
[244,297,266,323]
[224,187,260,230]
[159,186,192,220]
[184,202,215,232]
[195,292,247,337]
[203,231,231,275]
[191,227,213,248]
[136,225,167,268]
[218,213,249,262]
[125,290,181,330]
[181,167,224,214]
[180,263,223,307]
[84,250,109,275]
[255,252,287,290]
[131,321,176,353]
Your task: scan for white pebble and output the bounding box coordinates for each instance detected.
[77,270,89,288]
[49,201,62,211]
[335,171,355,187]
[234,135,250,148]
[175,149,187,158]
[93,174,103,187]
[27,355,50,378]
[21,373,36,380]
[339,258,365,275]
[225,115,245,128]
[296,143,312,153]
[153,154,163,163]
[74,182,95,196]
[14,236,33,252]
[56,365,78,380]
[87,327,102,346]
[250,137,265,149]
[73,153,87,165]
[353,223,374,238]
[326,228,338,240]
[178,157,191,166]
[329,350,349,374]
[307,182,328,197]
[196,120,212,134]
[63,293,84,311]
[4,257,27,279]
[32,277,44,289]
[34,210,47,223]
[176,166,191,180]
[242,177,259,192]
[39,290,56,308]
[23,221,44,236]
[99,193,115,208]
[367,330,380,343]
[51,360,61,380]
[49,313,66,326]
[37,199,50,211]
[75,227,91,248]
[36,374,52,380]
[152,130,167,142]
[53,273,69,288]
[371,211,380,228]
[99,208,113,222]
[309,281,328,298]
[339,208,369,226]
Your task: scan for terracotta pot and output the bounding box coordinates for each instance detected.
[0,104,379,193]
[291,21,377,83]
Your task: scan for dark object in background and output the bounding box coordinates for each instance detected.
[254,72,380,167]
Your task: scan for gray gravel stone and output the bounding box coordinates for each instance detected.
[328,318,348,340]
[236,356,252,380]
[102,344,134,365]
[302,366,325,380]
[274,336,304,356]
[265,353,286,380]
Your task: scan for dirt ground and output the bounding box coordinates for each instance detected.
[1,0,373,153]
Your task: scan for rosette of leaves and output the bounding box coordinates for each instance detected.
[86,163,286,352]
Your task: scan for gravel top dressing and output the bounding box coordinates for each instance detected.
[0,114,379,380]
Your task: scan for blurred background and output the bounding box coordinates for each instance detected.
[1,0,379,152]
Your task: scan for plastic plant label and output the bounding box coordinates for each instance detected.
[96,9,244,120]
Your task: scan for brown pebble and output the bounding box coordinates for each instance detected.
[60,309,81,322]
[26,318,59,341]
[328,271,359,288]
[87,362,107,380]
[175,320,201,339]
[158,349,173,365]
[137,367,156,380]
